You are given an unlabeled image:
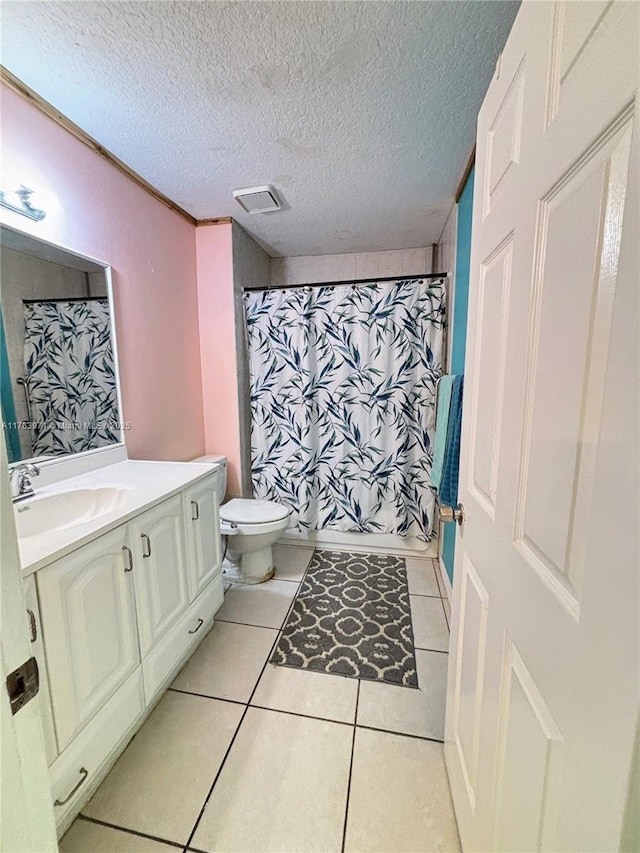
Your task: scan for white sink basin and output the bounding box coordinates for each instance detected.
[15,486,134,539]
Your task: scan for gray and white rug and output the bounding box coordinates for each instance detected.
[271,549,418,687]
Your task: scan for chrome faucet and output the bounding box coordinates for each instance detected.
[10,463,40,503]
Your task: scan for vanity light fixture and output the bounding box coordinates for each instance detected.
[232,184,282,214]
[0,185,46,221]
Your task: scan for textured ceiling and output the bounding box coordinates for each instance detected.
[1,1,519,257]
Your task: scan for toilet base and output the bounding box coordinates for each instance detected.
[226,545,275,584]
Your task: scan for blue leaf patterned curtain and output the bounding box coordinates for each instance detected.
[245,278,446,540]
[23,299,120,457]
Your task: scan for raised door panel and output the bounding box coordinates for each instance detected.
[483,58,525,218]
[36,525,139,751]
[447,555,489,820]
[491,640,563,852]
[184,474,221,601]
[545,1,625,127]
[514,115,633,615]
[131,495,189,655]
[467,235,513,519]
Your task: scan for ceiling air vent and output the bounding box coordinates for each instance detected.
[232,185,282,214]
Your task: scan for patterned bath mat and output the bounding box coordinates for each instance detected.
[271,549,418,687]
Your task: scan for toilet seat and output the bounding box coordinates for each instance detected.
[220,499,290,525]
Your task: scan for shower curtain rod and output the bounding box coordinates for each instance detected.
[244,272,448,293]
[22,296,108,304]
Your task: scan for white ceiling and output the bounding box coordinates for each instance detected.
[1,1,519,257]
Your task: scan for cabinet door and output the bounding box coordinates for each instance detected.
[130,494,189,655]
[23,575,58,766]
[183,474,222,601]
[36,525,139,751]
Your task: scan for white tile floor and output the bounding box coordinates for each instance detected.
[62,545,460,853]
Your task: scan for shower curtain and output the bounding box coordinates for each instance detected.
[245,277,446,540]
[23,299,119,457]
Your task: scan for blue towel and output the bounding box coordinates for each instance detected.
[440,375,464,507]
[429,375,456,490]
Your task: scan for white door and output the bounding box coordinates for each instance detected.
[0,442,58,852]
[130,495,189,655]
[444,2,639,851]
[37,525,140,750]
[184,474,221,601]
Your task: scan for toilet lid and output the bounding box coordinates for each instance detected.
[220,499,291,524]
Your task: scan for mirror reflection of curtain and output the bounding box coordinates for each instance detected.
[23,299,119,457]
[246,278,446,541]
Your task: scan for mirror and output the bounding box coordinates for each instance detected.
[0,226,123,465]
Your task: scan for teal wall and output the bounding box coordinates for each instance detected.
[442,166,474,583]
[0,308,21,463]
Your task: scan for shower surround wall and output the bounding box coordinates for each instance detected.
[270,247,433,287]
[232,223,271,496]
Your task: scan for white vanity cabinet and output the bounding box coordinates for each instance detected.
[128,494,190,656]
[29,467,224,836]
[36,524,140,751]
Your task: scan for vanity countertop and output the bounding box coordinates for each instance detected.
[17,459,220,576]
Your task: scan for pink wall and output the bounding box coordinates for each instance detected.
[0,85,205,461]
[196,223,241,496]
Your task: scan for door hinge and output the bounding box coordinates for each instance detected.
[6,655,39,715]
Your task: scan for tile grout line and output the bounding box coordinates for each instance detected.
[340,680,360,853]
[250,703,354,728]
[215,617,290,631]
[430,558,451,631]
[270,575,307,583]
[181,702,251,853]
[77,814,184,850]
[168,690,444,743]
[167,686,247,706]
[441,597,450,631]
[181,569,306,853]
[355,724,445,744]
[431,557,451,630]
[431,557,444,596]
[415,645,449,654]
[440,589,451,631]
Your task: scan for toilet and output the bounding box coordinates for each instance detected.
[192,455,291,584]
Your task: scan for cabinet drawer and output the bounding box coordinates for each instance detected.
[142,570,224,705]
[50,668,145,835]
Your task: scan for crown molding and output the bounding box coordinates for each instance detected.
[454,145,476,203]
[196,217,233,226]
[1,66,198,226]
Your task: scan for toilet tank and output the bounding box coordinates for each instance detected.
[191,455,227,503]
